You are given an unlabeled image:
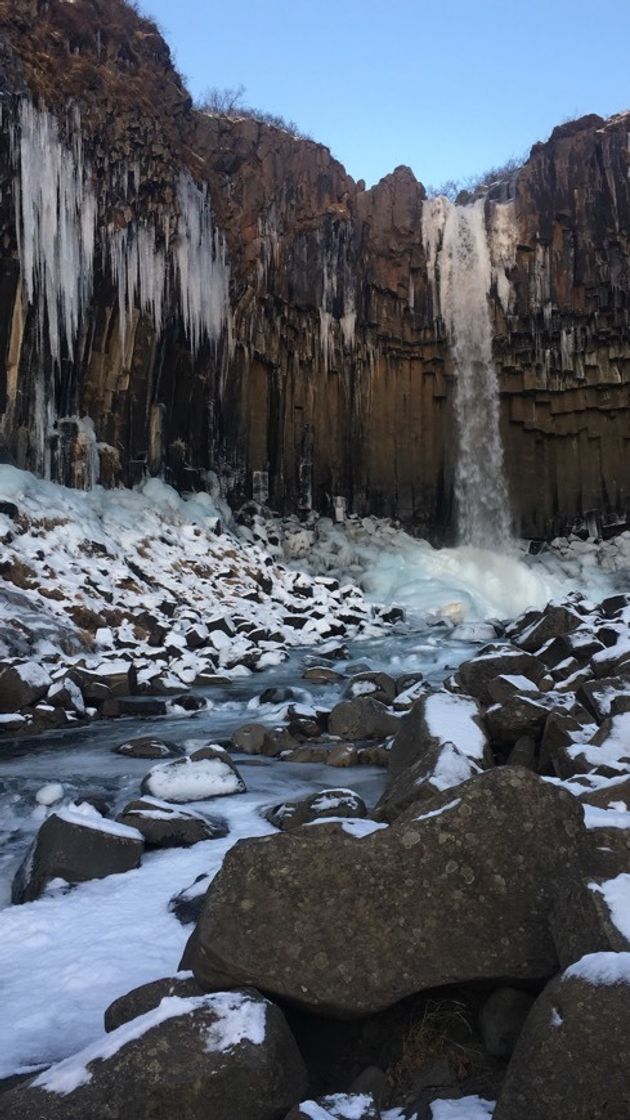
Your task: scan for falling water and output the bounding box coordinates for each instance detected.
[424,197,513,549]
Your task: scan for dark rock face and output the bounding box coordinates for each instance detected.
[188,770,586,1016]
[116,798,227,847]
[12,808,143,903]
[265,788,367,831]
[0,1,629,537]
[0,988,308,1120]
[494,963,630,1120]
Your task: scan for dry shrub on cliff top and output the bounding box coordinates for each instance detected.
[197,84,312,140]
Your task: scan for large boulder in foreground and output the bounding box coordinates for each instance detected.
[188,770,585,1016]
[0,989,307,1120]
[494,953,630,1120]
[12,803,143,904]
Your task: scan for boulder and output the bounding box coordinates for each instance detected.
[302,666,345,685]
[388,691,490,783]
[101,696,168,718]
[344,672,398,705]
[494,955,630,1120]
[456,648,546,704]
[188,770,585,1016]
[478,987,536,1059]
[327,744,359,767]
[0,989,307,1120]
[12,803,143,904]
[116,797,228,847]
[374,740,483,822]
[328,697,399,741]
[0,662,51,713]
[484,696,549,747]
[112,736,178,759]
[512,604,582,653]
[265,788,367,831]
[576,675,630,722]
[141,746,246,803]
[104,973,203,1032]
[47,677,85,715]
[231,723,269,754]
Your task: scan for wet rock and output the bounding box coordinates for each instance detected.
[302,666,345,685]
[0,662,51,713]
[265,788,367,831]
[493,959,630,1120]
[104,973,204,1032]
[327,743,359,767]
[0,989,307,1120]
[189,770,585,1016]
[116,797,227,847]
[478,987,536,1059]
[12,804,143,904]
[112,736,179,759]
[141,746,246,802]
[328,697,399,741]
[231,723,268,754]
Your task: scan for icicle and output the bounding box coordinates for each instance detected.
[175,172,230,354]
[13,98,96,364]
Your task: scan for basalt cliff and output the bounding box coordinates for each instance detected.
[1,0,629,541]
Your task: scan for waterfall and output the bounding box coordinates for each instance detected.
[424,197,513,549]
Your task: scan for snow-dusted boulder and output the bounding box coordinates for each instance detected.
[0,990,307,1120]
[374,740,484,823]
[116,797,227,848]
[388,690,491,783]
[266,788,367,831]
[141,746,246,803]
[494,954,630,1120]
[12,802,143,904]
[0,661,51,713]
[189,770,586,1017]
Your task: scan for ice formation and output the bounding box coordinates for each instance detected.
[13,99,97,366]
[12,99,230,369]
[423,196,512,549]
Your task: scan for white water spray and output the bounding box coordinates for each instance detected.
[424,197,512,549]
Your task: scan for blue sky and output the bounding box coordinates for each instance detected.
[142,0,630,189]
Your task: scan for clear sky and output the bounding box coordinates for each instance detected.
[141,0,630,189]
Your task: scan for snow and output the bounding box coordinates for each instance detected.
[143,756,244,802]
[564,952,630,986]
[415,798,461,822]
[14,662,52,689]
[583,805,630,830]
[300,1095,375,1120]
[430,743,481,792]
[424,692,486,760]
[307,818,388,838]
[430,1097,495,1119]
[568,712,630,773]
[55,802,143,842]
[33,990,266,1095]
[35,783,65,807]
[590,875,630,941]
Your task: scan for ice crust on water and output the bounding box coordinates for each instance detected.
[429,1098,495,1119]
[33,990,266,1095]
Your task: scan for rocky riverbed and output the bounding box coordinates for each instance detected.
[1,467,630,1117]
